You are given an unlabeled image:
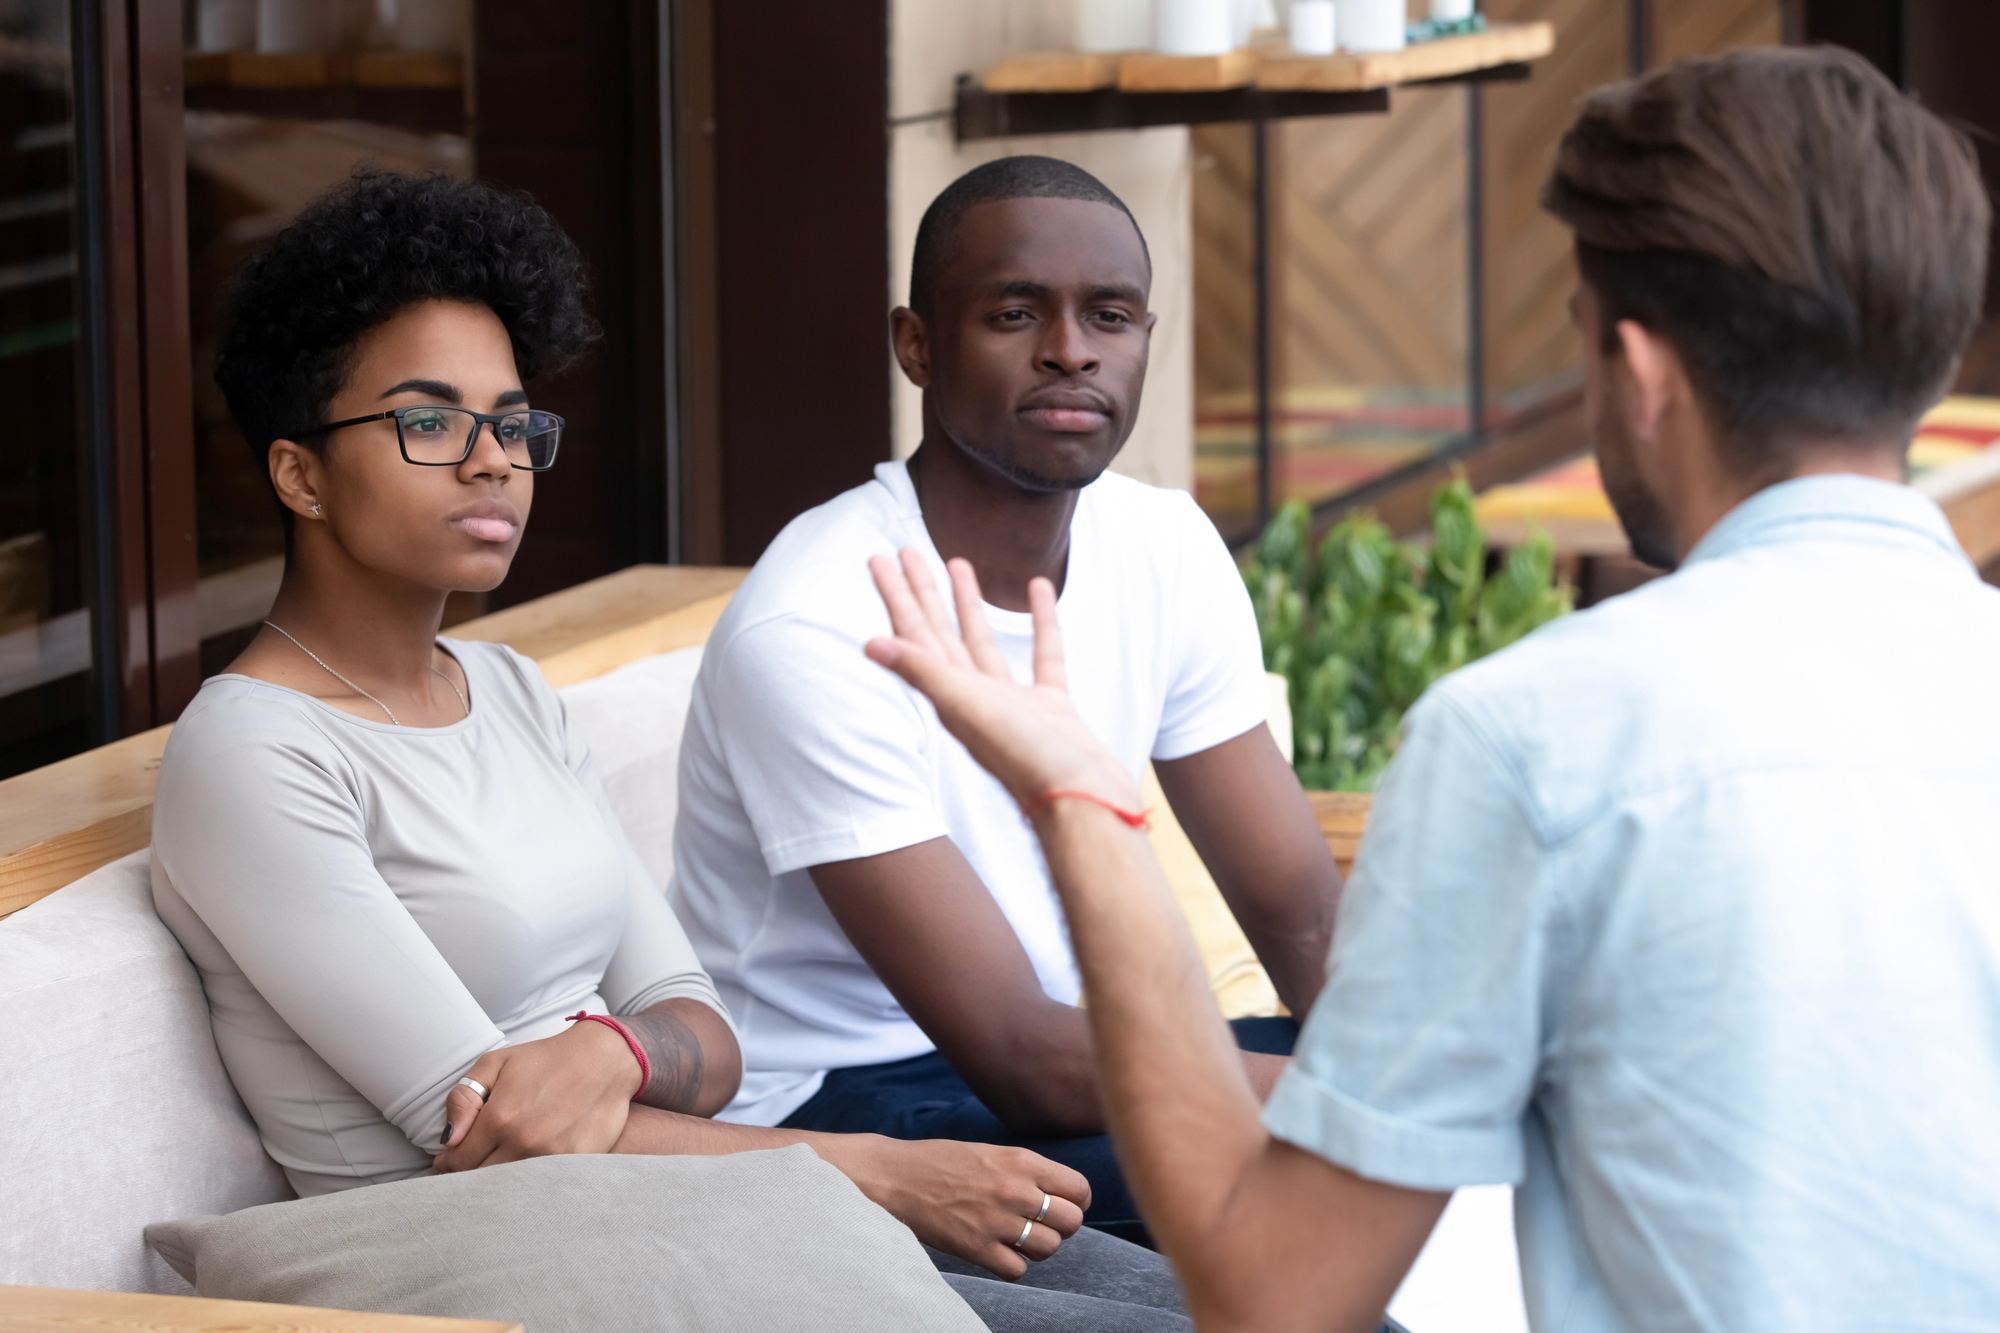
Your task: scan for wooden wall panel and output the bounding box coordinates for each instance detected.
[1479,0,1630,400]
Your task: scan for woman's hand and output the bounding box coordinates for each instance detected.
[434,1017,642,1172]
[821,1134,1090,1280]
[864,552,1137,814]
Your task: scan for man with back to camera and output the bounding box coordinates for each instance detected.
[669,156,1344,1242]
[856,46,2000,1330]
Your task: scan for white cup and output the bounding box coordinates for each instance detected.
[1155,0,1233,55]
[256,0,336,52]
[1430,0,1476,20]
[196,0,257,51]
[1078,0,1152,52]
[1336,0,1404,51]
[1289,0,1336,54]
[393,0,466,53]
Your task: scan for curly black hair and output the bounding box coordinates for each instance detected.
[215,169,600,501]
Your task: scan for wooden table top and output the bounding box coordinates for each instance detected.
[0,1285,520,1332]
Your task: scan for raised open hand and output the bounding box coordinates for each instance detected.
[864,551,1138,814]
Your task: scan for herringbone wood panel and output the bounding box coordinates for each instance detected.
[1192,0,1784,410]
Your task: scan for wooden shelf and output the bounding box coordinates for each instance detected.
[182,51,467,133]
[1120,48,1263,92]
[1258,22,1554,90]
[957,24,1547,141]
[185,49,463,91]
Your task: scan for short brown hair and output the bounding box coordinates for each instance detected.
[1543,46,1990,469]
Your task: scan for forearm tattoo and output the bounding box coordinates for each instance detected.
[621,1006,707,1112]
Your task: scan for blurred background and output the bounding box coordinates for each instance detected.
[1,0,1995,777]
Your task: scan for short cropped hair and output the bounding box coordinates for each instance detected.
[908,156,1149,319]
[215,170,599,491]
[1542,46,1989,470]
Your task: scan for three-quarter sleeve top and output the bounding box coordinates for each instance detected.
[150,638,731,1198]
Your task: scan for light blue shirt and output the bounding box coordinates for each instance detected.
[1265,476,2000,1331]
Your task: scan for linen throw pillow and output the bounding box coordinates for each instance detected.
[145,1146,985,1333]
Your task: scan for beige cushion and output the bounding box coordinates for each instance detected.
[1146,672,1295,1019]
[558,645,705,888]
[146,1146,986,1333]
[0,850,289,1295]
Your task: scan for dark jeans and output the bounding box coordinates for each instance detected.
[782,1016,1301,1249]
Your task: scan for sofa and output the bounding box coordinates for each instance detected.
[0,639,1524,1329]
[0,646,706,1295]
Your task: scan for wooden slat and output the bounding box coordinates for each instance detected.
[445,565,745,664]
[1257,21,1555,91]
[982,51,1122,92]
[531,591,739,689]
[183,50,461,91]
[354,50,465,89]
[1309,791,1371,870]
[0,1284,520,1332]
[1920,448,2000,567]
[0,566,747,919]
[0,727,172,917]
[1119,48,1262,91]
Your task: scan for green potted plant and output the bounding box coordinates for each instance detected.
[1243,476,1572,791]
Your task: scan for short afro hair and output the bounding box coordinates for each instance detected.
[215,169,599,475]
[908,156,1149,319]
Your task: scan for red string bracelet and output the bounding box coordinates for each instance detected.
[1019,789,1153,829]
[566,1011,650,1098]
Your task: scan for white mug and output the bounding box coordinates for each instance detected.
[256,0,336,53]
[1289,0,1336,54]
[1336,0,1404,52]
[1078,0,1152,52]
[394,0,467,53]
[196,0,256,51]
[1156,0,1234,55]
[1431,0,1477,20]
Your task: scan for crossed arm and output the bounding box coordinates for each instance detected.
[433,994,1089,1278]
[861,550,1451,1331]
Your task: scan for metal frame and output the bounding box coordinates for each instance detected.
[69,0,198,744]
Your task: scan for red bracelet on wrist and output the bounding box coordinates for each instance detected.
[566,1011,651,1097]
[1019,789,1152,829]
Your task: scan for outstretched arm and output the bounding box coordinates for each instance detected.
[861,550,1448,1331]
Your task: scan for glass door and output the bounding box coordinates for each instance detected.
[0,0,87,775]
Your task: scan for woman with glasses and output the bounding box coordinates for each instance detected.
[148,171,1187,1329]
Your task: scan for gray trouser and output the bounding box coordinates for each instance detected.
[932,1228,1416,1333]
[930,1227,1192,1332]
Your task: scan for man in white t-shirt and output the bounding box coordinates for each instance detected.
[855,48,2000,1332]
[671,157,1344,1242]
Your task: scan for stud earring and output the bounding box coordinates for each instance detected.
[308,502,323,516]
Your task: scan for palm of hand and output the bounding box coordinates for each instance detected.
[863,552,1137,811]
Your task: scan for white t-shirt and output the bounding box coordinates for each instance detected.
[672,459,1269,1125]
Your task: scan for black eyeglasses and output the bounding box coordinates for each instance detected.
[302,404,564,471]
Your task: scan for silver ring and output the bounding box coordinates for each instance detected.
[1013,1218,1034,1249]
[1034,1192,1051,1224]
[455,1076,490,1101]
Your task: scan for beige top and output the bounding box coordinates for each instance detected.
[151,639,729,1197]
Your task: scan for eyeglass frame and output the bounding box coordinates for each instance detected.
[297,404,566,472]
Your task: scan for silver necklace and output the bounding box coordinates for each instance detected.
[263,621,468,725]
